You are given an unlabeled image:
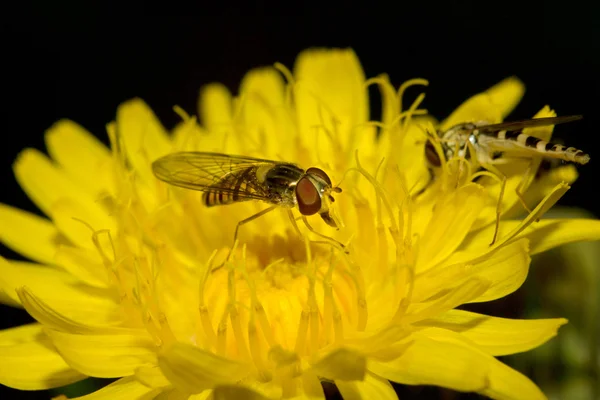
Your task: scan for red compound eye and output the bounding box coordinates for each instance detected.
[296,177,321,215]
[306,167,332,186]
[425,141,442,167]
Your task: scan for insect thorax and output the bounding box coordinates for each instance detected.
[261,163,305,205]
[440,122,479,160]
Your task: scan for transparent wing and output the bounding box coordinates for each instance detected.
[476,115,583,134]
[151,152,282,201]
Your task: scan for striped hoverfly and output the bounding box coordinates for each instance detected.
[152,152,343,246]
[424,115,589,169]
[423,115,590,245]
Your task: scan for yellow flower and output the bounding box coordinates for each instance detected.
[1,48,599,400]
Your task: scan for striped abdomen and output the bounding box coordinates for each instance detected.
[202,166,259,207]
[496,130,590,165]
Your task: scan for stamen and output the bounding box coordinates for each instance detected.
[274,62,296,109]
[294,309,309,355]
[198,250,218,349]
[321,250,337,345]
[248,317,270,381]
[354,151,398,233]
[304,238,320,355]
[397,78,429,115]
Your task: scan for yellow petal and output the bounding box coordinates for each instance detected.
[198,83,233,132]
[369,328,545,399]
[70,376,160,400]
[405,278,490,323]
[45,328,157,378]
[335,373,397,400]
[417,183,486,271]
[45,119,113,197]
[293,48,368,164]
[135,365,171,389]
[369,330,489,391]
[50,198,116,250]
[13,149,112,234]
[117,98,171,185]
[54,245,108,288]
[237,67,292,159]
[5,263,120,327]
[440,94,501,132]
[413,239,530,304]
[468,238,530,303]
[419,309,567,356]
[440,76,525,131]
[287,372,325,400]
[457,182,570,259]
[0,203,67,265]
[13,149,85,216]
[212,385,270,400]
[311,348,366,381]
[485,76,526,119]
[158,342,250,394]
[0,324,85,390]
[520,218,600,255]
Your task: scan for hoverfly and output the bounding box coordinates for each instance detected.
[424,115,589,169]
[152,152,343,247]
[423,115,589,245]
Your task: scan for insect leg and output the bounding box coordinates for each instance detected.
[478,163,507,246]
[515,163,535,215]
[211,206,279,273]
[233,206,278,247]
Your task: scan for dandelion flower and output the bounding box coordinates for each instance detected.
[1,48,600,400]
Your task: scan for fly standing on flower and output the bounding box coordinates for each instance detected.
[151,152,344,248]
[424,115,590,244]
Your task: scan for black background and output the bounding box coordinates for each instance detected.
[2,5,599,399]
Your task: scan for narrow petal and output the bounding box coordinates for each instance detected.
[45,119,113,197]
[0,203,67,265]
[70,376,160,400]
[44,328,157,378]
[287,372,325,400]
[117,98,171,185]
[485,76,526,119]
[405,278,490,323]
[0,324,85,390]
[54,245,109,288]
[418,309,567,356]
[237,67,293,159]
[336,373,397,400]
[212,385,270,400]
[4,262,120,327]
[460,217,600,258]
[369,328,546,399]
[440,76,525,131]
[135,365,171,389]
[158,342,250,394]
[520,218,600,255]
[467,238,530,303]
[369,331,489,392]
[417,183,486,271]
[13,149,108,222]
[198,83,233,133]
[293,48,368,164]
[311,348,366,381]
[413,239,530,304]
[439,94,501,132]
[456,182,571,260]
[49,198,117,251]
